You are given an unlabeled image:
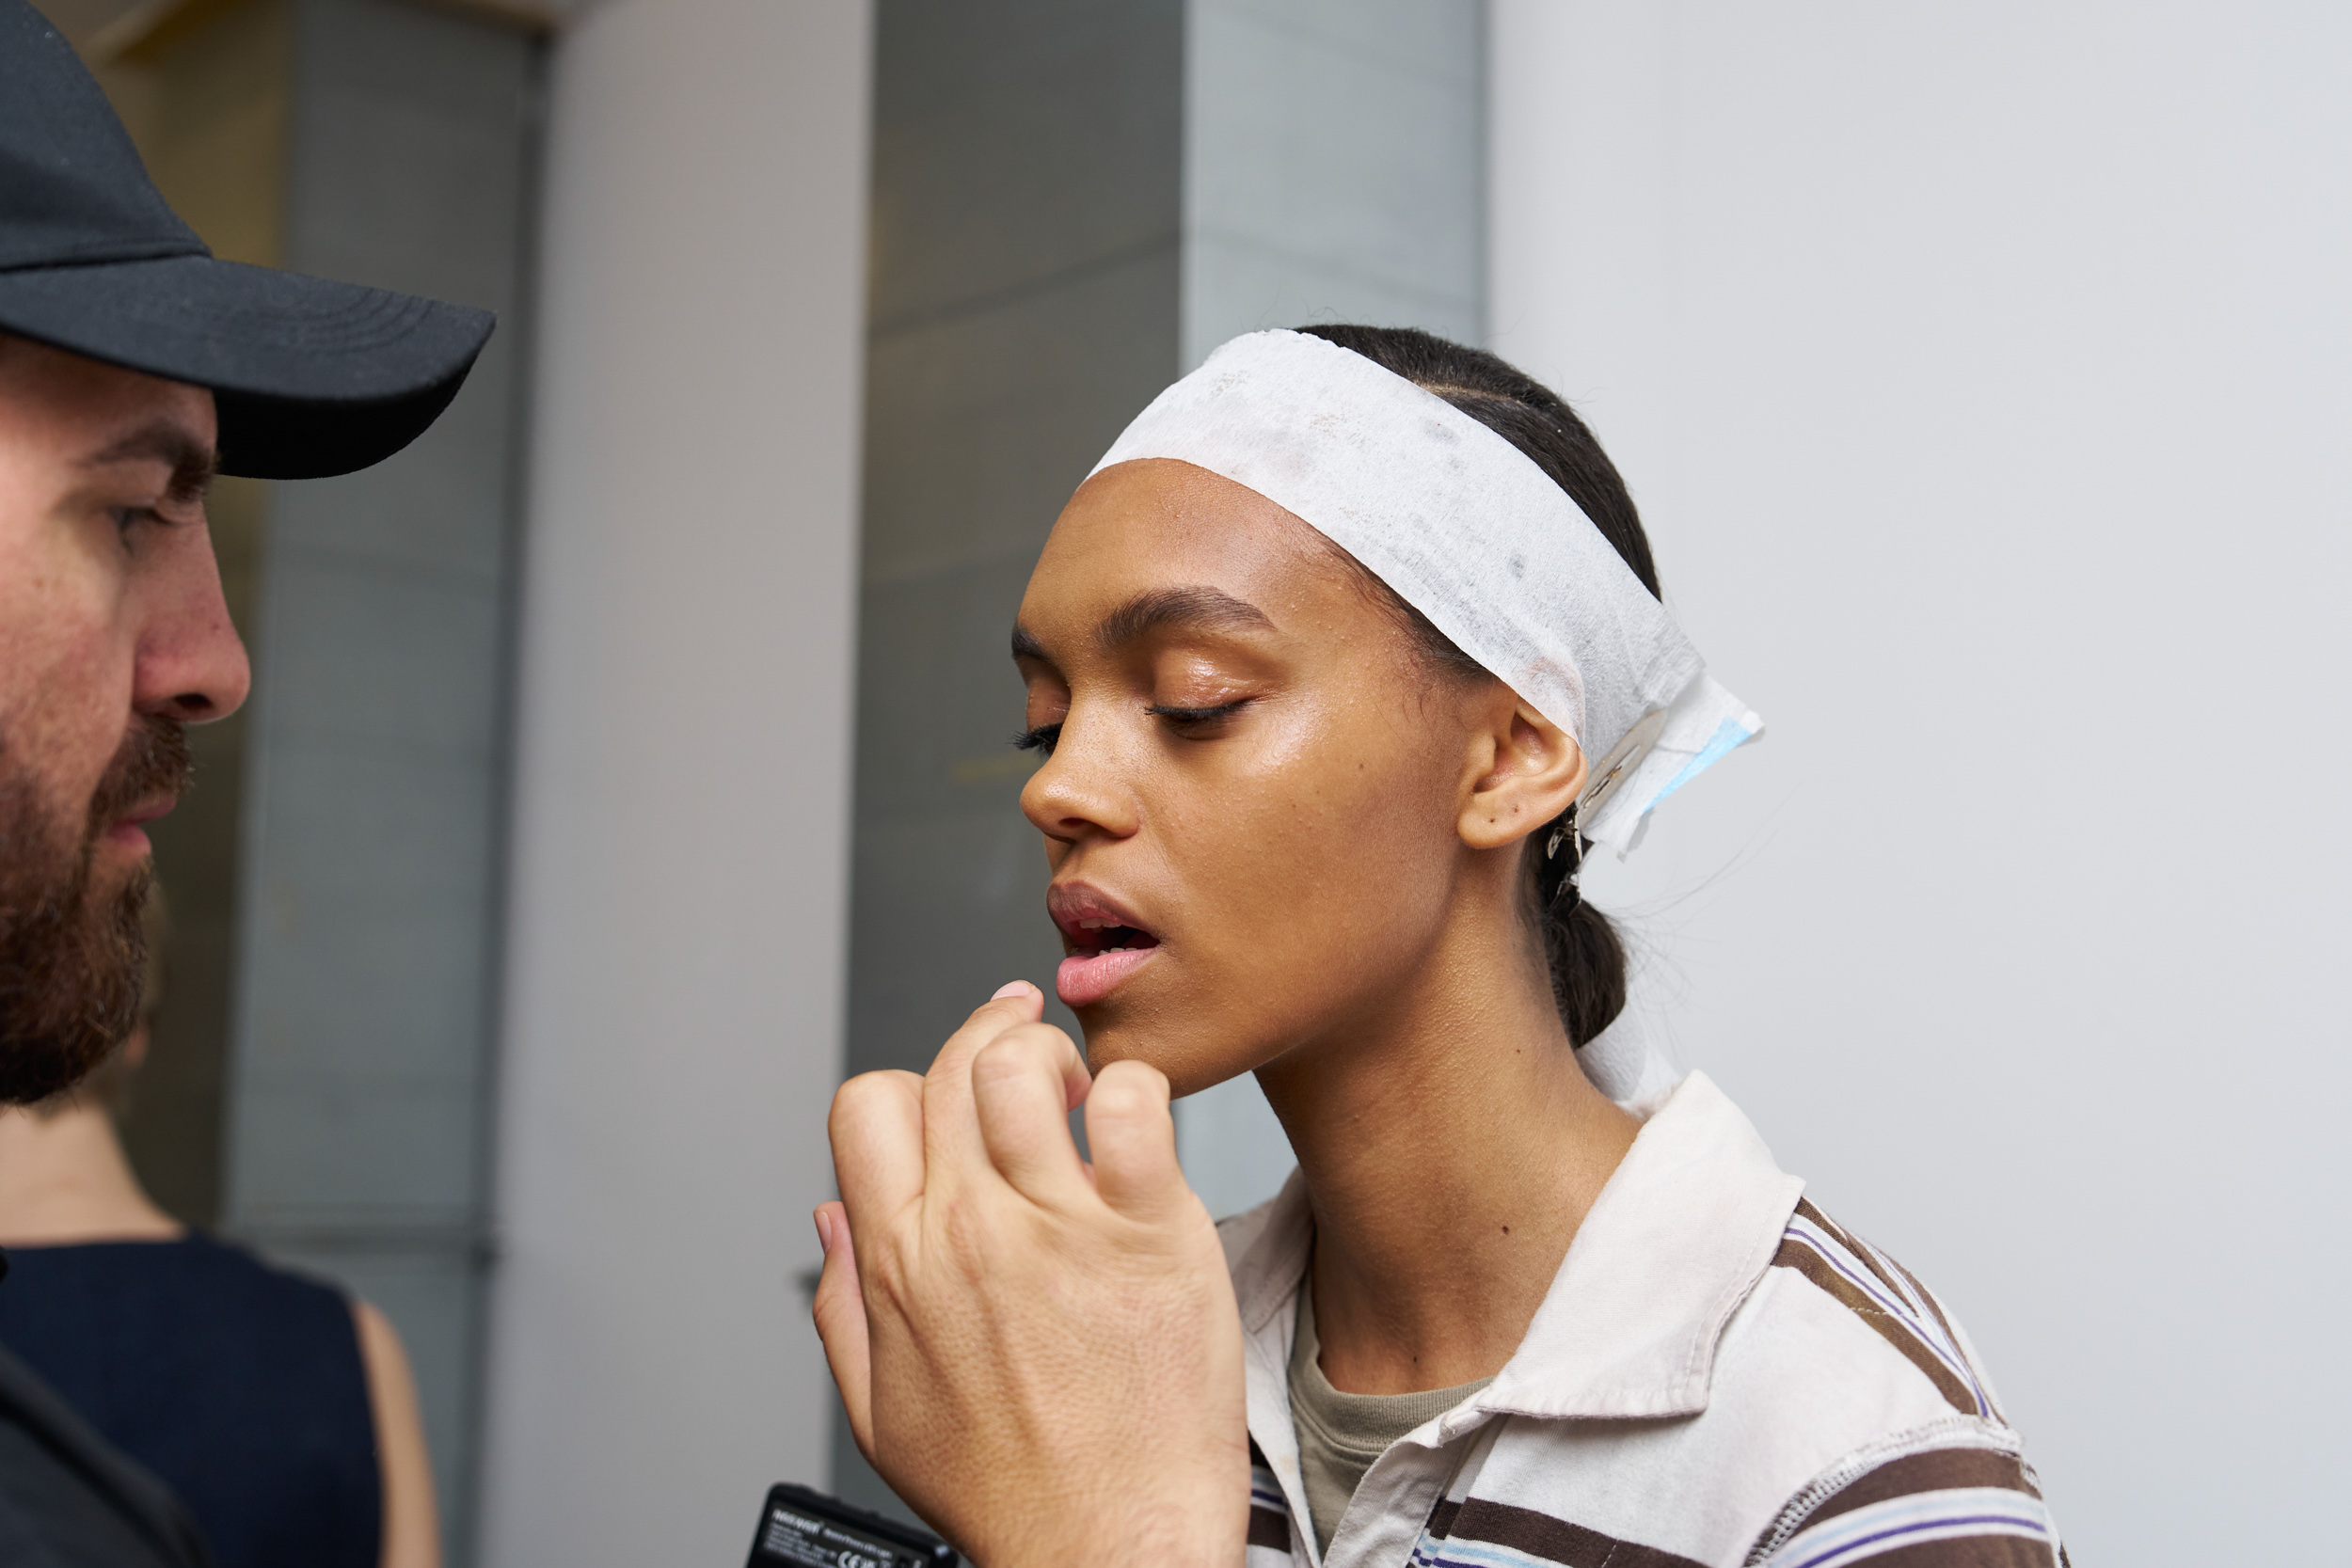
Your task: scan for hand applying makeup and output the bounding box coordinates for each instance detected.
[813,981,1248,1568]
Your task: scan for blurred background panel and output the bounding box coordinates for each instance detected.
[36,1,2349,1564]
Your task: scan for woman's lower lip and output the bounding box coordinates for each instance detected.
[1056,947,1158,1007]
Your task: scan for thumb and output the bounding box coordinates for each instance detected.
[810,1202,877,1463]
[1083,1060,1196,1223]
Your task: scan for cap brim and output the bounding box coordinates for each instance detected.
[0,253,494,479]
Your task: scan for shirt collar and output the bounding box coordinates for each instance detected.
[1222,1069,1803,1431]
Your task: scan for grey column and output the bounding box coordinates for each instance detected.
[221,2,538,1560]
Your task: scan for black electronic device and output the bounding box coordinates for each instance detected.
[744,1484,959,1568]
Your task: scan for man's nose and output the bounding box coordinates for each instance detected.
[136,523,252,723]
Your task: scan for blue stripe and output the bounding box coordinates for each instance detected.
[1785,1511,2049,1568]
[1408,1537,1559,1568]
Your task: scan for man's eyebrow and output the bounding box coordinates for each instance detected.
[80,421,219,505]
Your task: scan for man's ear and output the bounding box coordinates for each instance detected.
[1458,691,1587,852]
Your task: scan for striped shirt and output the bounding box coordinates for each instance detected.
[1222,1070,2065,1568]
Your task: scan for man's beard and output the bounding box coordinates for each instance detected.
[0,715,190,1103]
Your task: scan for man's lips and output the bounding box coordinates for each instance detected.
[104,794,177,848]
[1047,880,1161,1006]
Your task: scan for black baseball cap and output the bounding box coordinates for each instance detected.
[0,0,495,479]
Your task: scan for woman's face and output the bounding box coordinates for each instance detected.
[1014,458,1502,1094]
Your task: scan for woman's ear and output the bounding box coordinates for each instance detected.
[1458,693,1587,852]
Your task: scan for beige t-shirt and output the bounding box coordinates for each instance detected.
[1287,1280,1492,1558]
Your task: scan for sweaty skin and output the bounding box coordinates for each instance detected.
[818,458,1639,1561]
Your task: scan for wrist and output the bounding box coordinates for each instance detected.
[965,1490,1246,1568]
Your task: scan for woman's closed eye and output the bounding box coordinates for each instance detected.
[1146,698,1252,735]
[1013,698,1253,755]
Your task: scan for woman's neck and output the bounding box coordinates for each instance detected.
[1257,901,1639,1397]
[0,1101,182,1246]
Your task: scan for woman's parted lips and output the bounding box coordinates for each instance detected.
[1046,880,1160,953]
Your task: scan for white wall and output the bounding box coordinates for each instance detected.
[478,3,871,1562]
[1491,5,2350,1562]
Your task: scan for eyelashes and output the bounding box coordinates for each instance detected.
[1144,699,1251,727]
[1009,699,1254,757]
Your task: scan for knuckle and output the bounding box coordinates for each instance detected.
[1089,1058,1167,1117]
[970,1029,1049,1085]
[830,1069,913,1128]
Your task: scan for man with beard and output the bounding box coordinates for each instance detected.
[0,6,490,1562]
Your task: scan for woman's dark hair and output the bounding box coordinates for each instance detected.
[1296,324,1655,1049]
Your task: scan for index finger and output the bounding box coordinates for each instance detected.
[919,981,1048,1177]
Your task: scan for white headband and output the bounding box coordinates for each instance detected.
[1089,329,1760,852]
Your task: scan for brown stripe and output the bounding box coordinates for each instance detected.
[1803,1447,2042,1529]
[1442,1498,1707,1568]
[1248,1434,1272,1470]
[1816,1537,2057,1568]
[1883,1249,1970,1365]
[1795,1197,1906,1299]
[1773,1237,1978,1416]
[1426,1497,1461,1539]
[1247,1507,1291,1551]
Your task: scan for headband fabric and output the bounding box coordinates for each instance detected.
[1089,329,1761,852]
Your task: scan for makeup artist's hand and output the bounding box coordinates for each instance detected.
[813,982,1248,1568]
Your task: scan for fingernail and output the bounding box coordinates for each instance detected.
[991,980,1033,1000]
[814,1207,833,1252]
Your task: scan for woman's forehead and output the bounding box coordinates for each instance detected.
[1021,459,1350,638]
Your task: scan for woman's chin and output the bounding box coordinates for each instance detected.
[1075,1020,1271,1103]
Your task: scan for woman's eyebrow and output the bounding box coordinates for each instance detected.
[1009,586,1275,665]
[1093,586,1273,651]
